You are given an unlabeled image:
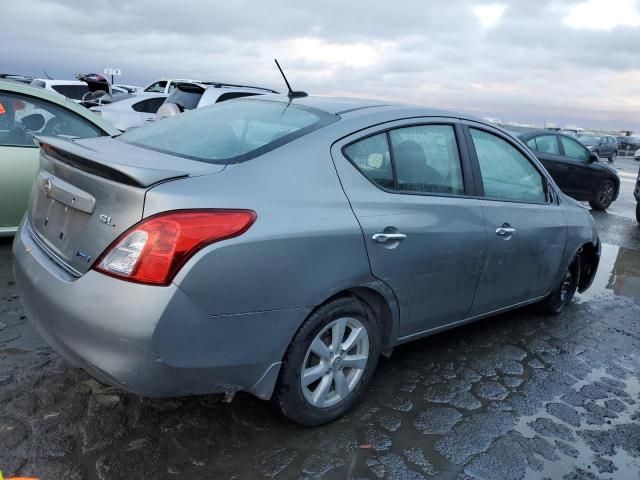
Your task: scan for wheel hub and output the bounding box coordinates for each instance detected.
[332,356,344,371]
[300,316,370,408]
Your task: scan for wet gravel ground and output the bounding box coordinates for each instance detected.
[1,157,639,480]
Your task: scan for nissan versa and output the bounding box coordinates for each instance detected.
[13,96,600,425]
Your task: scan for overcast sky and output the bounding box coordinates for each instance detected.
[3,0,640,130]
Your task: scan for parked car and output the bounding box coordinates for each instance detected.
[13,96,600,425]
[30,78,91,102]
[155,81,278,119]
[90,93,168,131]
[143,78,202,94]
[516,130,620,210]
[619,136,640,155]
[0,80,119,236]
[578,135,618,162]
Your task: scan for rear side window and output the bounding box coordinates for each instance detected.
[121,99,335,164]
[343,133,393,189]
[343,124,464,195]
[132,97,166,113]
[529,135,560,155]
[470,128,546,203]
[390,125,463,194]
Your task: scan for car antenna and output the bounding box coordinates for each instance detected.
[274,59,307,99]
[43,70,52,80]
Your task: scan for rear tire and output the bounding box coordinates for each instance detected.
[274,296,381,426]
[538,256,580,315]
[636,203,640,224]
[589,180,615,210]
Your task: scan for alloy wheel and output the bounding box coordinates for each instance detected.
[300,317,369,408]
[598,183,614,208]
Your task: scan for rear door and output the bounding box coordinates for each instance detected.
[464,123,566,315]
[331,119,487,338]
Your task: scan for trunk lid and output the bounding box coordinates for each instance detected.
[27,136,224,275]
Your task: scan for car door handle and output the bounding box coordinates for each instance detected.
[372,233,407,243]
[496,226,516,237]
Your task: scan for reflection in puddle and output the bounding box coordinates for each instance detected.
[577,243,640,302]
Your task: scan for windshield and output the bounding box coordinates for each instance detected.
[121,99,337,164]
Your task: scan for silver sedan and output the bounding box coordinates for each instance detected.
[13,95,600,425]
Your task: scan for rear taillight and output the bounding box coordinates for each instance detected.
[94,209,256,285]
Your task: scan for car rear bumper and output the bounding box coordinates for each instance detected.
[13,219,308,398]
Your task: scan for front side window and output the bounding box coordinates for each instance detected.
[470,128,546,203]
[0,92,102,147]
[390,125,464,194]
[561,136,589,161]
[121,99,334,164]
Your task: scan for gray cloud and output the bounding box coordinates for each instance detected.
[3,0,640,130]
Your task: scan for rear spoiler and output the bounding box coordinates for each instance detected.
[35,136,189,188]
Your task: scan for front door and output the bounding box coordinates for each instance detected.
[559,135,596,200]
[332,120,487,338]
[465,125,566,315]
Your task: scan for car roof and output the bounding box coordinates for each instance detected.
[0,79,119,135]
[511,128,577,140]
[248,95,493,126]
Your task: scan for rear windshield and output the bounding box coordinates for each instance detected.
[120,99,337,164]
[52,84,90,100]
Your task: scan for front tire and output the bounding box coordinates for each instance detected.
[274,296,381,426]
[538,256,580,315]
[589,180,616,210]
[609,151,617,162]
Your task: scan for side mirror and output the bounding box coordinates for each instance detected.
[588,152,599,163]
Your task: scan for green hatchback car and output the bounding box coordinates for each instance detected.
[0,80,118,237]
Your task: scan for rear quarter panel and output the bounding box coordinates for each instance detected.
[555,195,599,290]
[143,130,374,316]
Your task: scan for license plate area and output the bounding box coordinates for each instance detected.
[29,172,94,265]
